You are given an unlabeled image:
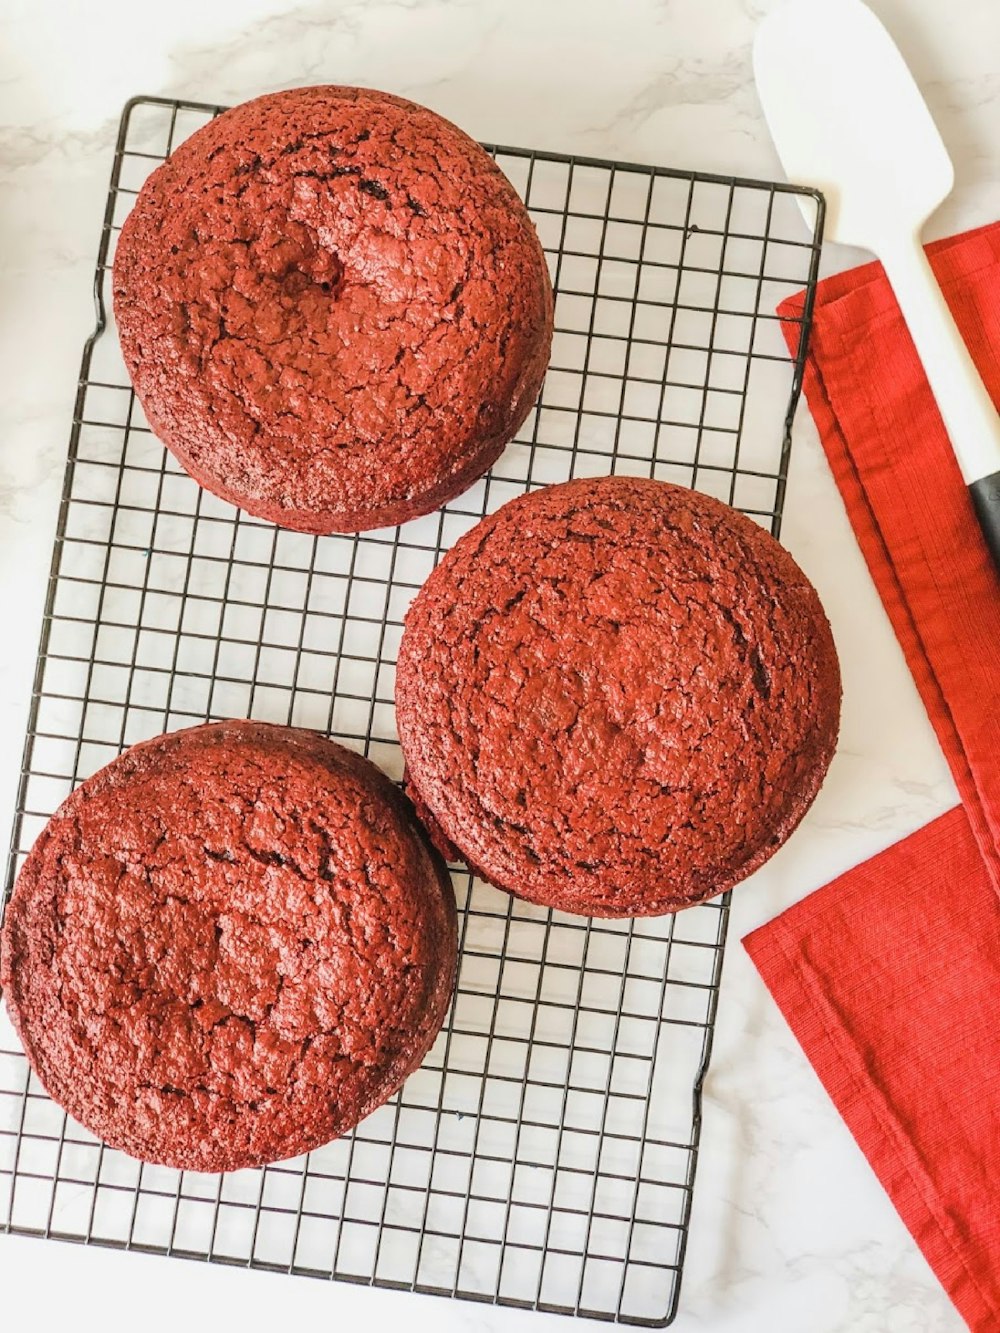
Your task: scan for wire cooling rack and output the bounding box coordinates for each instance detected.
[0,95,823,1325]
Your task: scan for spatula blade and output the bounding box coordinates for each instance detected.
[754,0,953,248]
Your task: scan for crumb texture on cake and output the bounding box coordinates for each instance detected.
[113,86,553,533]
[0,720,457,1170]
[396,476,841,916]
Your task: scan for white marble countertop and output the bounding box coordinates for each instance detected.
[2,0,997,1328]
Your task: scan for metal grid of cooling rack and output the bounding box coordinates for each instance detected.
[0,95,823,1325]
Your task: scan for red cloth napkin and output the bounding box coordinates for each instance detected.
[743,222,1000,1330]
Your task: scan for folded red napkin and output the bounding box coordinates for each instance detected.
[743,222,1000,1330]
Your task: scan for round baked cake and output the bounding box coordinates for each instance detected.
[112,86,553,534]
[396,476,841,917]
[0,721,457,1170]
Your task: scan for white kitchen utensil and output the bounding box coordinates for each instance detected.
[754,0,1000,572]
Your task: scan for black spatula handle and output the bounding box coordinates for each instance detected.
[970,472,1000,579]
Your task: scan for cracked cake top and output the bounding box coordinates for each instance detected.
[396,475,841,916]
[0,720,457,1170]
[112,85,553,533]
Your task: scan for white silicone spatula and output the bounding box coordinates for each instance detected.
[754,0,1000,573]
